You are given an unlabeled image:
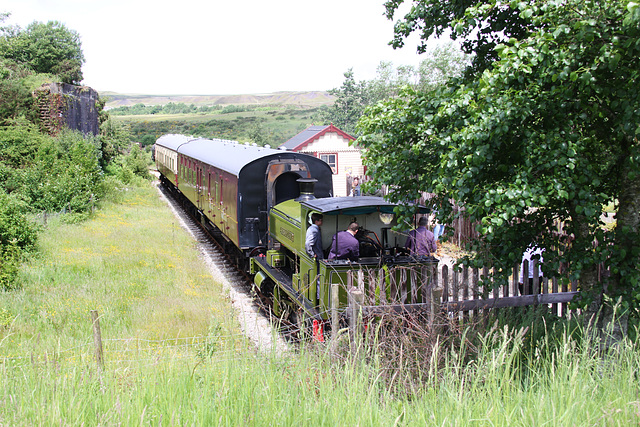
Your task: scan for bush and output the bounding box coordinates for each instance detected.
[0,191,38,252]
[0,119,48,169]
[104,144,151,185]
[0,191,38,290]
[123,144,151,179]
[0,242,22,291]
[21,130,103,212]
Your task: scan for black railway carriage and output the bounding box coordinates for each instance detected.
[155,134,333,253]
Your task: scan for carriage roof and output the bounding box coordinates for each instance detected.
[156,134,309,177]
[301,196,430,215]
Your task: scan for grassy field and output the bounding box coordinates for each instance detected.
[101,91,336,109]
[113,107,320,147]
[1,181,638,425]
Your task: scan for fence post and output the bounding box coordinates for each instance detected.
[348,289,364,344]
[331,283,340,335]
[90,310,104,370]
[428,287,442,332]
[442,264,449,301]
[357,269,365,291]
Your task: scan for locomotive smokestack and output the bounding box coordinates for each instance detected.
[295,178,317,201]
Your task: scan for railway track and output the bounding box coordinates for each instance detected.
[155,180,293,352]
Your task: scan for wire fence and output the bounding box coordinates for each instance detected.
[0,331,258,378]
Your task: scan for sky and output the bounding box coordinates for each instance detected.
[2,0,433,95]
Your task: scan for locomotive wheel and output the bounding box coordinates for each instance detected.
[259,278,274,299]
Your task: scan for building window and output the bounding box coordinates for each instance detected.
[320,153,337,174]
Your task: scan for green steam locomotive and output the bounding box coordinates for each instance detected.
[155,134,436,340]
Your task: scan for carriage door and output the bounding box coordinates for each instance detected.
[265,160,311,249]
[196,165,204,210]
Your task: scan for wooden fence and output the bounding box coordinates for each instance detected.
[333,259,578,334]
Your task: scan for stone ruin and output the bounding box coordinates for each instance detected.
[33,82,101,136]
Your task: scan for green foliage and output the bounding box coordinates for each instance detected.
[320,44,470,135]
[359,0,640,311]
[0,59,37,124]
[384,0,530,74]
[0,242,21,291]
[0,58,57,125]
[0,190,37,252]
[98,118,131,167]
[118,109,308,148]
[319,69,371,135]
[0,119,48,168]
[0,20,84,84]
[104,144,151,184]
[247,121,269,147]
[107,102,228,116]
[17,130,102,213]
[139,134,156,147]
[0,190,38,290]
[0,16,85,125]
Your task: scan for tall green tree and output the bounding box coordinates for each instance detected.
[0,19,84,84]
[323,43,469,135]
[359,0,640,336]
[384,0,530,74]
[320,69,371,135]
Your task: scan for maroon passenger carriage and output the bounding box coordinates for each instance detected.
[154,134,334,269]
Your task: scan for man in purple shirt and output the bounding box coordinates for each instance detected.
[328,222,360,261]
[405,217,437,256]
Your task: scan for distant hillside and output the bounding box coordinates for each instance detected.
[101,91,336,108]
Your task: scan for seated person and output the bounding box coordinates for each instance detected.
[328,222,360,261]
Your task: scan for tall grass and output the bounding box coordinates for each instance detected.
[0,182,241,355]
[1,181,638,425]
[2,324,637,425]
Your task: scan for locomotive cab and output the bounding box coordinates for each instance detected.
[250,193,436,333]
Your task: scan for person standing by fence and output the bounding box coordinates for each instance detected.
[350,177,361,197]
[405,217,437,258]
[519,246,544,295]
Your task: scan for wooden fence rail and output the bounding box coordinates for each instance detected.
[337,259,581,336]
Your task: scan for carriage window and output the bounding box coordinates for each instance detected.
[320,153,337,174]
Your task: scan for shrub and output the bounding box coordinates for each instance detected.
[123,144,151,179]
[0,191,38,290]
[104,145,151,185]
[0,118,49,169]
[0,242,22,291]
[22,130,103,212]
[0,191,38,252]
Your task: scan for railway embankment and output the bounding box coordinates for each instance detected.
[154,180,289,354]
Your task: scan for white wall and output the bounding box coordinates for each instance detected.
[299,132,363,197]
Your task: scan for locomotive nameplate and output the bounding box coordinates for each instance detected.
[280,227,295,243]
